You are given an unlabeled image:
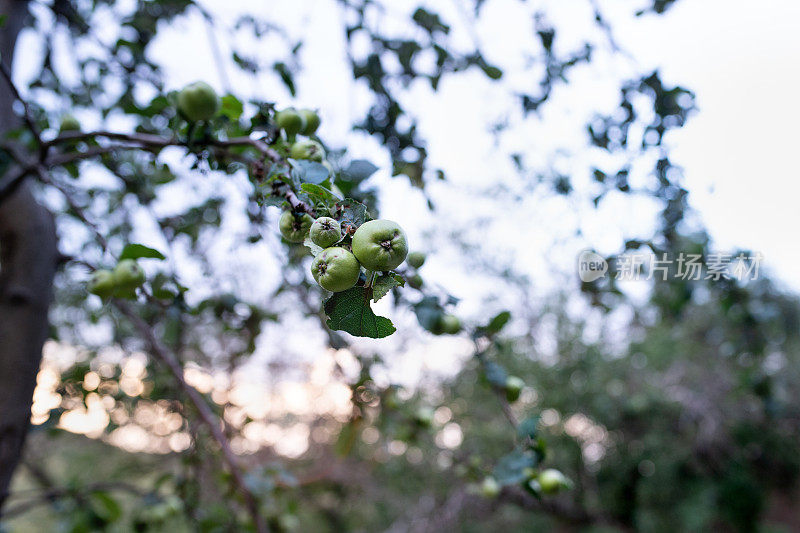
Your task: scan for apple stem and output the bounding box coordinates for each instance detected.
[185,121,198,147]
[365,270,377,288]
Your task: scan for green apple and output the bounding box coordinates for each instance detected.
[439,314,461,335]
[311,247,361,292]
[279,211,313,243]
[290,139,325,162]
[505,376,524,402]
[351,220,408,271]
[113,259,145,289]
[299,109,321,135]
[275,108,306,136]
[407,252,426,269]
[59,114,81,133]
[309,217,342,248]
[537,469,572,495]
[87,270,116,298]
[480,477,501,498]
[414,406,434,427]
[408,274,424,289]
[177,81,220,122]
[278,514,300,531]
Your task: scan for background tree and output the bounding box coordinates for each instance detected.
[2,0,797,531]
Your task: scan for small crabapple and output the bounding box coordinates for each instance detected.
[113,259,145,289]
[275,108,306,136]
[309,217,342,248]
[310,247,361,292]
[279,211,314,243]
[439,314,461,335]
[177,82,220,122]
[87,270,116,298]
[351,220,408,271]
[406,252,426,269]
[290,139,325,162]
[537,469,572,495]
[299,109,321,135]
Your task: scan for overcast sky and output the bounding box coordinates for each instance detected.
[14,0,800,387]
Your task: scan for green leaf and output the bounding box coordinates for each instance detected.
[300,183,342,207]
[334,198,368,231]
[493,449,538,486]
[335,419,361,457]
[324,287,396,338]
[89,491,122,522]
[485,311,511,335]
[220,94,243,120]
[119,244,166,261]
[291,160,329,185]
[342,160,379,183]
[413,296,443,331]
[517,415,539,440]
[480,63,503,80]
[273,61,296,96]
[483,361,508,387]
[372,274,404,302]
[303,237,324,257]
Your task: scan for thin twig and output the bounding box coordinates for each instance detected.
[33,168,109,250]
[199,6,233,95]
[3,482,149,519]
[0,60,43,153]
[112,300,268,533]
[473,343,519,429]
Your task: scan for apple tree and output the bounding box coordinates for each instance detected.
[0,0,695,530]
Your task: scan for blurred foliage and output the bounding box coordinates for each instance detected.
[3,0,800,531]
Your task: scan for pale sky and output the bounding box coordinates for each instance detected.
[13,0,800,386]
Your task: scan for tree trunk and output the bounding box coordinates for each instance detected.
[0,0,58,513]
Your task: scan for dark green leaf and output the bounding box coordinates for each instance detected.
[324,287,396,338]
[484,361,508,387]
[413,296,443,331]
[220,94,243,121]
[300,183,341,206]
[517,415,539,440]
[334,198,369,231]
[273,61,296,96]
[89,491,123,522]
[372,274,404,302]
[485,311,511,335]
[493,449,538,486]
[119,244,166,261]
[335,419,361,457]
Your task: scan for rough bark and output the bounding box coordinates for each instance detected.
[0,0,58,513]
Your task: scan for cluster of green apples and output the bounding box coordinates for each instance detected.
[87,260,146,299]
[273,107,327,167]
[173,83,327,160]
[479,468,571,499]
[279,212,410,293]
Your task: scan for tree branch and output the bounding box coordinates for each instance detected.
[0,55,42,149]
[112,300,269,533]
[3,481,148,519]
